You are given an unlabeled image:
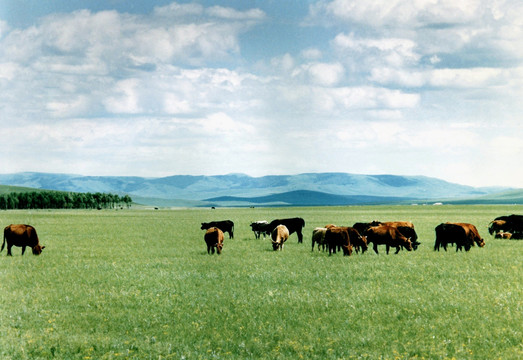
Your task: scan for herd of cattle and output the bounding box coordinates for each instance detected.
[1,214,521,256]
[201,214,523,255]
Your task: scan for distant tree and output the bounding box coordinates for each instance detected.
[0,191,132,210]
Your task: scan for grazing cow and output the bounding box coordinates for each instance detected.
[354,221,419,251]
[311,227,328,251]
[454,223,485,248]
[434,223,472,251]
[250,221,270,239]
[325,227,354,256]
[201,220,234,239]
[271,225,289,251]
[328,226,367,254]
[364,225,413,254]
[2,224,45,256]
[204,227,224,255]
[344,227,367,254]
[267,218,306,243]
[380,221,420,250]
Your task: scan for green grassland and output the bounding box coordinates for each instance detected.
[0,205,521,359]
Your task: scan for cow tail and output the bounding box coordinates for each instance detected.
[1,230,5,252]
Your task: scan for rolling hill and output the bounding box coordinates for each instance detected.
[0,172,518,206]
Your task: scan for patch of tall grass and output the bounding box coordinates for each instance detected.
[0,206,521,359]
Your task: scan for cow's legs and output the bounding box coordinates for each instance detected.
[21,246,27,255]
[373,243,379,254]
[297,231,303,243]
[394,246,401,254]
[7,244,13,256]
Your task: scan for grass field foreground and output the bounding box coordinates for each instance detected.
[0,205,521,359]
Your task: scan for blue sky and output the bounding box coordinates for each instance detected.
[0,0,522,187]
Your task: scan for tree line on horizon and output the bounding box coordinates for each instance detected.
[0,191,132,210]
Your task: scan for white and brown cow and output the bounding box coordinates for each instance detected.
[271,225,289,251]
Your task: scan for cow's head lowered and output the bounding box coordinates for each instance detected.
[271,225,289,251]
[32,244,45,255]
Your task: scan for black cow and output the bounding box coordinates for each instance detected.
[201,220,234,239]
[434,223,473,252]
[250,221,270,239]
[489,215,523,239]
[267,218,306,243]
[352,221,381,235]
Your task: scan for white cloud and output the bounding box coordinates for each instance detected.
[333,33,420,67]
[271,53,295,72]
[301,48,323,60]
[206,6,266,20]
[104,79,142,114]
[306,62,345,86]
[428,68,505,88]
[312,0,486,27]
[0,1,521,187]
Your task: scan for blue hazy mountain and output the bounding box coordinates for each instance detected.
[0,172,514,206]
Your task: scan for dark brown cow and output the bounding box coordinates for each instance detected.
[325,227,354,256]
[271,225,289,251]
[2,224,45,256]
[364,225,412,254]
[346,227,367,254]
[204,227,224,255]
[311,227,328,251]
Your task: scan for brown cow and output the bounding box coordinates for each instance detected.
[271,225,289,251]
[204,227,224,255]
[2,224,45,256]
[453,223,485,247]
[325,227,354,256]
[364,225,412,254]
[383,221,414,228]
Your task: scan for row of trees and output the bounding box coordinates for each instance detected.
[0,191,132,210]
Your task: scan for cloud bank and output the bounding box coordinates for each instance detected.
[0,1,521,187]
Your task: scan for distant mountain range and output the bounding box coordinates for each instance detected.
[0,172,519,206]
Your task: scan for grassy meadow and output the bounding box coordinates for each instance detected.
[0,205,521,359]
